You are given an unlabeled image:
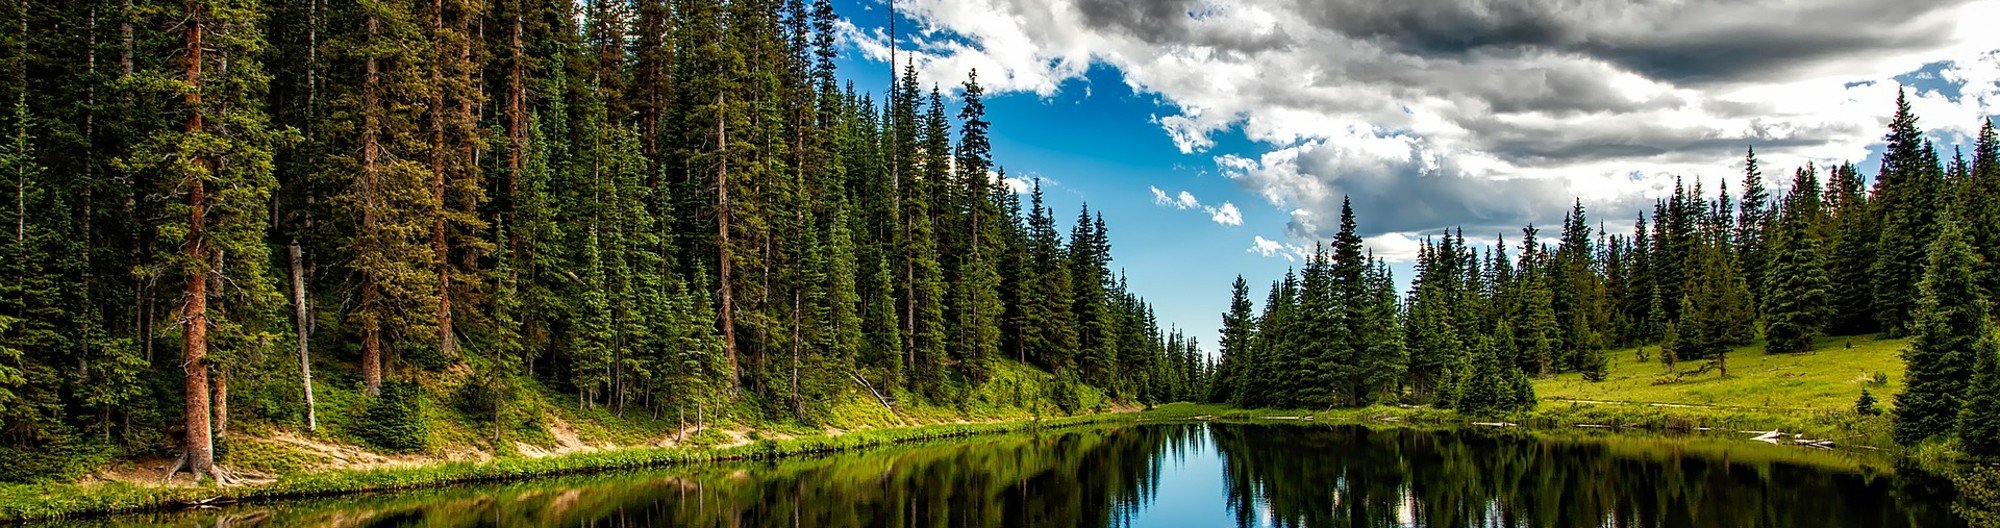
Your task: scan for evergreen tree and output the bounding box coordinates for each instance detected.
[1764,166,1831,354]
[125,0,283,479]
[1736,147,1773,312]
[1213,275,1255,404]
[1873,90,1945,335]
[1825,163,1878,335]
[1894,219,1990,445]
[1961,341,2000,458]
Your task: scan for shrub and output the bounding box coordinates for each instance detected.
[1854,389,1881,416]
[353,381,428,452]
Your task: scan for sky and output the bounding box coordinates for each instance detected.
[825,0,2000,351]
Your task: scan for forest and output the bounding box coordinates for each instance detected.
[1205,91,2000,459]
[6,0,2000,496]
[0,0,1210,483]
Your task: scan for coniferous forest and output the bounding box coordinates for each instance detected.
[0,0,1212,483]
[1204,91,2000,456]
[4,1,2000,517]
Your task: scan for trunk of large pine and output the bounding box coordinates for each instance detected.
[716,93,738,392]
[180,3,215,479]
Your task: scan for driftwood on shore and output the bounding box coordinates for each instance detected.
[1750,429,1836,449]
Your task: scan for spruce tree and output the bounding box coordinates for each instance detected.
[1764,166,1831,354]
[1736,147,1772,312]
[1873,90,1944,335]
[1894,219,1990,445]
[1825,163,1878,335]
[1960,341,2000,458]
[1966,119,2000,320]
[126,0,282,479]
[1214,275,1255,404]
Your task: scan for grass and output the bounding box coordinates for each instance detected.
[0,338,1936,522]
[1535,334,1906,412]
[0,411,1141,523]
[1521,334,1907,446]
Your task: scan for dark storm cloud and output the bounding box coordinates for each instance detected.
[1455,115,1854,166]
[1294,0,1968,86]
[1262,142,1581,238]
[1074,0,1191,39]
[1074,0,1292,53]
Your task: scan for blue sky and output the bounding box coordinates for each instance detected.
[828,0,2000,350]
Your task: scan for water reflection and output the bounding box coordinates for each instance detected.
[50,423,1963,527]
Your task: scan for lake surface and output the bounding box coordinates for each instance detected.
[51,422,1965,527]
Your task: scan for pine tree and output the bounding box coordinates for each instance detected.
[1960,341,2000,458]
[1736,147,1773,313]
[1825,163,1878,335]
[126,0,282,479]
[1764,166,1830,354]
[1873,90,1944,336]
[1214,275,1255,404]
[1894,219,1990,445]
[1966,119,2000,320]
[342,0,441,396]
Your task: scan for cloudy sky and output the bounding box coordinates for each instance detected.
[828,0,2000,349]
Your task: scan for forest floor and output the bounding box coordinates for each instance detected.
[0,358,1143,522]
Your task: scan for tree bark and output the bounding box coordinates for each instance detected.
[289,243,316,431]
[359,13,383,397]
[429,0,455,359]
[716,92,737,391]
[213,364,228,440]
[180,2,214,477]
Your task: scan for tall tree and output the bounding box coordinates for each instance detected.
[1894,218,1990,445]
[1873,90,1944,336]
[1763,165,1830,354]
[129,0,281,479]
[1736,147,1772,312]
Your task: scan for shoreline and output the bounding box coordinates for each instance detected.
[0,402,1917,523]
[0,411,1137,523]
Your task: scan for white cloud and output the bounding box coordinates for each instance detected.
[1361,233,1424,263]
[1206,202,1243,226]
[1150,186,1204,209]
[1248,235,1295,261]
[857,0,2000,241]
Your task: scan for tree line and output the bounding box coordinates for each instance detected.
[1207,93,2000,451]
[0,0,1209,482]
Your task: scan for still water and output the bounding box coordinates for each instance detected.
[54,423,1963,527]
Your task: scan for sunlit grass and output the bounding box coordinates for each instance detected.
[1534,334,1906,413]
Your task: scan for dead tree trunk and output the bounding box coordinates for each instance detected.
[289,243,316,431]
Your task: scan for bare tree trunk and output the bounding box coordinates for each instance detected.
[213,365,228,440]
[359,13,383,397]
[181,4,214,478]
[289,243,316,431]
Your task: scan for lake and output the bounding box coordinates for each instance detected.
[48,422,1965,527]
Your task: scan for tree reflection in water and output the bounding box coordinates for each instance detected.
[53,423,1963,528]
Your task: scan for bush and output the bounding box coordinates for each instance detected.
[353,381,428,452]
[1050,371,1083,416]
[452,379,498,420]
[1855,389,1881,416]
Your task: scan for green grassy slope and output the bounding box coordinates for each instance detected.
[1535,334,1905,412]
